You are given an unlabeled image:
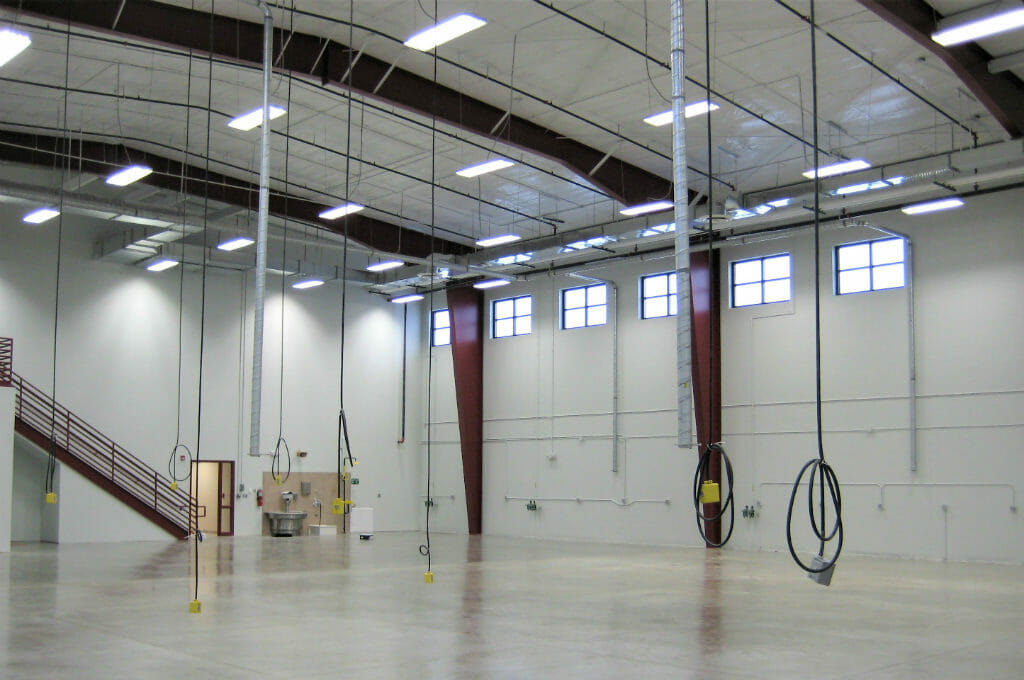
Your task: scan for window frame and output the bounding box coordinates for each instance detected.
[491,294,532,339]
[639,271,678,320]
[560,283,608,330]
[729,253,792,308]
[431,308,451,347]
[834,236,906,295]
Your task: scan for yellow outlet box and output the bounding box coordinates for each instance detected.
[424,571,434,584]
[45,492,57,505]
[332,498,352,514]
[274,475,283,485]
[699,481,721,504]
[170,481,178,491]
[188,600,202,614]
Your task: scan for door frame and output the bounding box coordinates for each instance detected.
[190,460,234,536]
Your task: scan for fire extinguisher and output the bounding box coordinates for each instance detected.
[256,489,264,507]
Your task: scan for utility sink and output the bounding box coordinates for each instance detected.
[265,511,308,537]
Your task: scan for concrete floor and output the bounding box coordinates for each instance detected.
[1,533,1021,679]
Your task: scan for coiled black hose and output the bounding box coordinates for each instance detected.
[692,443,735,547]
[786,458,843,573]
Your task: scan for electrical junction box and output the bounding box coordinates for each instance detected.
[699,481,720,504]
[45,492,57,504]
[808,555,835,586]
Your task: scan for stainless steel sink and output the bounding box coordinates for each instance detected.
[265,511,308,537]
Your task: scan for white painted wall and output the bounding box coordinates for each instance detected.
[427,188,1024,562]
[0,205,425,542]
[0,388,13,551]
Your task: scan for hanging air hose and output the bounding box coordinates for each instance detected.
[785,0,843,583]
[690,0,735,548]
[693,443,735,547]
[168,443,193,487]
[271,436,291,484]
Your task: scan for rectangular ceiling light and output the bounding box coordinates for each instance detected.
[404,14,486,51]
[217,236,255,251]
[476,233,521,248]
[146,258,178,272]
[367,260,403,272]
[113,215,174,228]
[227,105,287,131]
[319,203,364,220]
[835,176,905,196]
[932,1,1024,46]
[291,278,325,289]
[456,159,515,178]
[640,222,675,238]
[900,197,965,215]
[473,279,510,290]
[23,207,60,224]
[767,198,792,208]
[106,165,153,186]
[802,159,871,179]
[391,293,424,303]
[0,28,31,68]
[642,101,720,126]
[620,200,673,216]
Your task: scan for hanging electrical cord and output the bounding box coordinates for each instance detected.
[167,36,196,490]
[335,0,357,523]
[418,0,439,584]
[785,0,843,582]
[270,46,295,486]
[691,0,735,549]
[44,7,74,504]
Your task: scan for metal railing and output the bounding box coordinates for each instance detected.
[12,368,196,534]
[0,337,11,387]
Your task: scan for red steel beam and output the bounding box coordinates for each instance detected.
[689,249,722,546]
[2,0,673,205]
[856,0,1024,138]
[446,285,484,534]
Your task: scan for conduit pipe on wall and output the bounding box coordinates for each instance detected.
[248,0,273,462]
[568,272,619,473]
[671,0,694,448]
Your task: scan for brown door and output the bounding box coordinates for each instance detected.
[190,460,234,536]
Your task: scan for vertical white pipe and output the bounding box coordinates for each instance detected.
[671,0,693,448]
[249,3,273,460]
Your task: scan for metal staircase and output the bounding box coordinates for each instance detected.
[2,338,194,539]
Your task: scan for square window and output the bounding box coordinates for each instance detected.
[835,237,906,295]
[561,283,608,329]
[492,295,532,338]
[730,254,791,307]
[431,309,450,347]
[640,272,678,319]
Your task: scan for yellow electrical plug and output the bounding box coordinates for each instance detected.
[274,475,283,485]
[424,571,434,584]
[170,481,178,491]
[189,600,202,614]
[45,492,57,504]
[699,480,721,504]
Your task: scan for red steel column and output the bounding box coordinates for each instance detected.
[690,249,723,545]
[446,286,484,534]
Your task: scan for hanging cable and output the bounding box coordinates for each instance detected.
[691,0,735,548]
[785,0,843,582]
[168,35,196,489]
[418,0,439,583]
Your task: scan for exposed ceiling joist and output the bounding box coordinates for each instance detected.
[0,130,469,258]
[856,0,1024,138]
[1,0,674,206]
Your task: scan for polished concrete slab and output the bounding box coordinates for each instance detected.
[1,533,1021,679]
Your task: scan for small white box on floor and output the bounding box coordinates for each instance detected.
[307,524,337,537]
[350,507,373,538]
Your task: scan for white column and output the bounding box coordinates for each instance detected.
[0,387,15,552]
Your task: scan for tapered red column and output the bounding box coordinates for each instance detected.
[690,249,722,545]
[447,286,484,534]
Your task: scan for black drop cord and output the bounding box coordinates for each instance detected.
[271,436,291,483]
[692,443,735,548]
[786,0,843,576]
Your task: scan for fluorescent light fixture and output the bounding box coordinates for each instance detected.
[642,101,720,126]
[620,200,673,216]
[0,28,31,68]
[217,236,255,251]
[22,207,60,224]
[227,105,287,131]
[146,258,178,272]
[113,215,173,228]
[106,165,153,186]
[404,13,486,51]
[391,293,424,304]
[491,253,533,265]
[767,198,792,208]
[753,204,773,215]
[835,176,905,196]
[562,235,614,252]
[476,233,521,248]
[319,203,364,220]
[640,222,675,238]
[730,208,757,220]
[473,279,510,290]
[802,159,871,179]
[932,1,1024,46]
[291,278,324,289]
[900,197,964,215]
[367,260,403,272]
[456,159,515,178]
